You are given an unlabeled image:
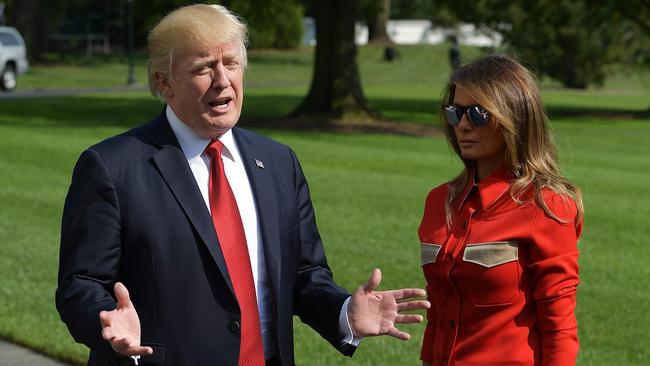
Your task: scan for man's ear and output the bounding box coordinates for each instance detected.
[155,72,173,98]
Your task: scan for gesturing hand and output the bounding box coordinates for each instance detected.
[348,268,430,340]
[99,282,153,357]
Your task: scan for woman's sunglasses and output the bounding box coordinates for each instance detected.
[443,105,490,127]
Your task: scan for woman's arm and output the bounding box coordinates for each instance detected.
[528,192,582,365]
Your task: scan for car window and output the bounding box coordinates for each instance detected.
[0,32,21,46]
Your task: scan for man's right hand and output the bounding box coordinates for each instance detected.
[99,282,153,357]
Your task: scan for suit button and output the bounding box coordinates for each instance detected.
[228,321,240,332]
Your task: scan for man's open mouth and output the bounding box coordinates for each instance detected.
[208,98,232,110]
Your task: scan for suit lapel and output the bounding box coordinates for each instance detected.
[233,128,282,308]
[147,114,235,296]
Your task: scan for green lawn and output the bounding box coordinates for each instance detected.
[1,45,649,365]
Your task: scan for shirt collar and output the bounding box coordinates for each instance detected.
[457,165,512,212]
[165,105,238,162]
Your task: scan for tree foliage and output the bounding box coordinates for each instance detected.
[226,0,304,49]
[390,0,433,19]
[378,0,650,88]
[2,0,305,61]
[134,0,305,50]
[2,0,78,60]
[434,0,650,88]
[603,0,650,35]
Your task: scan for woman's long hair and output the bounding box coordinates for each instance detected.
[441,54,583,225]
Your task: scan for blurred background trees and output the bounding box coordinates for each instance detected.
[292,0,377,120]
[0,0,305,60]
[362,0,393,45]
[226,0,304,49]
[432,0,650,88]
[0,0,647,90]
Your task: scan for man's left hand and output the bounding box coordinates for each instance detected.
[348,268,430,340]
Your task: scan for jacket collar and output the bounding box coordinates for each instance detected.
[457,165,512,212]
[165,105,240,163]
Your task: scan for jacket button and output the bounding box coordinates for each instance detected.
[461,221,467,229]
[228,320,240,332]
[449,320,456,328]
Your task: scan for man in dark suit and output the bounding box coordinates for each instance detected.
[56,4,429,366]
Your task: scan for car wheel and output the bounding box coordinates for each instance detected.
[1,65,17,91]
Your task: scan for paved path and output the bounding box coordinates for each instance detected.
[0,339,71,366]
[0,85,147,99]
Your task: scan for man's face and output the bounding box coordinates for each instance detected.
[160,42,244,138]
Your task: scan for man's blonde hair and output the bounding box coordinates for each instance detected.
[147,4,248,98]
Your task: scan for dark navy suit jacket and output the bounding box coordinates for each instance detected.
[56,112,354,365]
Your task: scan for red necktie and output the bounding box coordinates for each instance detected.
[205,140,265,366]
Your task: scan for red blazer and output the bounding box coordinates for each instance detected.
[419,167,582,366]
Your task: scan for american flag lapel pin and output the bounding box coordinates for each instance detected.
[255,159,265,169]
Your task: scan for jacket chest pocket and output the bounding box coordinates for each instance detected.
[460,241,521,306]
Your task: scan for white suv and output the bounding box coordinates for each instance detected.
[0,26,29,91]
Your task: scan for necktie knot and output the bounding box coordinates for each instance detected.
[205,139,224,157]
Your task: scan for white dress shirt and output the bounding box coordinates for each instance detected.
[165,106,361,354]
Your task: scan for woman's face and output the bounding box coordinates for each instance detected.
[452,86,506,179]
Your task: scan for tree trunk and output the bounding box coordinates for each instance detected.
[291,0,378,121]
[7,0,44,61]
[368,0,393,45]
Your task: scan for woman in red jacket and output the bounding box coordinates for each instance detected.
[420,54,583,366]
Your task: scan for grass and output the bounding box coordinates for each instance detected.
[1,45,649,365]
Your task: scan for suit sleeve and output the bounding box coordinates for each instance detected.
[55,148,122,359]
[528,192,582,365]
[287,148,355,356]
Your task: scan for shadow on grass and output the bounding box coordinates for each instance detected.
[241,95,443,137]
[0,93,442,134]
[4,93,641,137]
[370,97,440,116]
[247,51,312,66]
[546,105,650,120]
[0,95,163,129]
